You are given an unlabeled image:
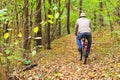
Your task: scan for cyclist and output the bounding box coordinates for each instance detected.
[74,13,92,60]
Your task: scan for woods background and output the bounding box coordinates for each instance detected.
[0,0,120,79]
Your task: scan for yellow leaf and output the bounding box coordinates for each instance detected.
[48,20,54,24]
[33,26,39,33]
[18,32,22,37]
[4,33,9,40]
[48,15,54,19]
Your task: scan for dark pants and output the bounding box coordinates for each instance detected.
[76,32,92,55]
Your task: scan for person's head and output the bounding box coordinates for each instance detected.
[80,13,86,18]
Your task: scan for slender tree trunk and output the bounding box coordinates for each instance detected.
[46,0,51,49]
[0,1,3,53]
[58,0,61,37]
[30,11,33,29]
[94,10,97,26]
[43,0,47,47]
[30,2,33,29]
[35,0,42,48]
[99,1,104,28]
[23,0,29,58]
[0,59,7,80]
[79,0,82,16]
[67,0,70,34]
[0,0,3,50]
[29,2,33,50]
[15,4,19,35]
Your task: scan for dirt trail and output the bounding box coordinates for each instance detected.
[20,34,120,80]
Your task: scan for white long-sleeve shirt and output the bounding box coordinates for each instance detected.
[75,17,91,34]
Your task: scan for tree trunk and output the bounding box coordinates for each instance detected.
[43,0,47,47]
[67,0,70,34]
[79,0,82,16]
[58,0,61,37]
[99,1,104,28]
[0,59,7,80]
[23,0,29,58]
[46,0,51,49]
[35,0,42,48]
[15,4,19,35]
[0,1,2,52]
[94,10,96,26]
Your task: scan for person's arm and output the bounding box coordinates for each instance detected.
[74,22,78,36]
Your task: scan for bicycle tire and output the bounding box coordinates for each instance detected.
[82,39,88,64]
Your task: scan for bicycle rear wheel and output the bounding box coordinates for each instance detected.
[82,48,87,64]
[82,41,88,64]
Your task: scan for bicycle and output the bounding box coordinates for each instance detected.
[80,38,88,64]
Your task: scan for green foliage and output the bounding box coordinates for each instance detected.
[0,9,8,21]
[45,1,50,9]
[0,9,7,16]
[5,49,10,54]
[23,59,31,65]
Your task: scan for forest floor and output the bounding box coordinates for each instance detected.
[19,27,120,80]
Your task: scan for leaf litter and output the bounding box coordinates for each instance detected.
[18,27,120,80]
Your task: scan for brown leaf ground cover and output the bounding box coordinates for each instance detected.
[19,27,120,80]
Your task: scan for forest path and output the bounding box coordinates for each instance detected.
[20,30,120,80]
